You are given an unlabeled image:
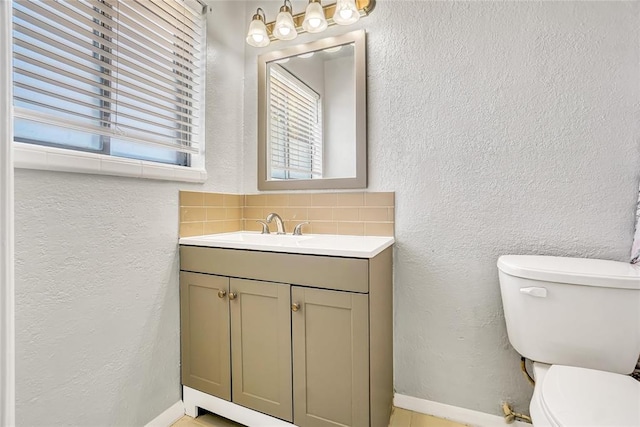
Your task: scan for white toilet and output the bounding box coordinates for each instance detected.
[497,255,640,426]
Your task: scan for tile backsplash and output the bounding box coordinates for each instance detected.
[179,191,394,238]
[179,191,243,237]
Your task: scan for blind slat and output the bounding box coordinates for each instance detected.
[13,0,203,158]
[14,27,200,101]
[14,63,198,129]
[270,116,322,139]
[15,2,200,81]
[118,0,199,47]
[15,107,198,153]
[268,64,322,178]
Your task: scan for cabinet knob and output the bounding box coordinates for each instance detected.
[229,292,237,300]
[217,290,227,299]
[291,303,300,312]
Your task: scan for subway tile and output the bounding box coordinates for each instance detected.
[223,194,243,207]
[181,207,205,222]
[245,194,267,206]
[288,193,312,206]
[180,222,203,237]
[311,193,337,206]
[337,192,365,206]
[307,207,333,221]
[288,220,310,234]
[284,207,308,221]
[337,222,364,236]
[206,208,226,221]
[223,220,242,233]
[203,221,225,235]
[333,207,359,221]
[365,192,395,207]
[179,191,204,207]
[364,222,394,237]
[244,207,264,220]
[263,207,279,216]
[310,221,337,235]
[225,207,243,220]
[203,192,224,207]
[244,219,267,233]
[267,193,289,207]
[360,207,390,222]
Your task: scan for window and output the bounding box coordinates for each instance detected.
[268,65,322,180]
[12,0,205,170]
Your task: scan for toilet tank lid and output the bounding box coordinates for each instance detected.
[497,255,640,290]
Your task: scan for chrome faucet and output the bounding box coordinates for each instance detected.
[265,212,286,235]
[293,222,310,236]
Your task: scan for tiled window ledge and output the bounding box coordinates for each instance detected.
[14,142,207,183]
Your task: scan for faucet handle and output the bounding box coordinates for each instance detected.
[293,221,310,236]
[256,220,270,234]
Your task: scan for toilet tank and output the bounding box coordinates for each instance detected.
[498,255,640,375]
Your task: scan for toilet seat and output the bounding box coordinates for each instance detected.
[539,365,640,426]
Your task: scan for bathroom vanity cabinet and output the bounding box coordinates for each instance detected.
[179,245,393,427]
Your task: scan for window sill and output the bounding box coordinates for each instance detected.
[13,142,207,183]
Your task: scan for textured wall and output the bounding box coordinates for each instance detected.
[13,2,246,425]
[244,1,640,415]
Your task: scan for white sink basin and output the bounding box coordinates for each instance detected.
[179,231,394,258]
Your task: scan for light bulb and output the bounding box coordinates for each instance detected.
[333,0,359,25]
[274,1,297,40]
[246,9,270,47]
[339,9,352,19]
[279,26,290,36]
[302,0,328,33]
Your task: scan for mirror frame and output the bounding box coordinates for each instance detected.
[257,30,367,191]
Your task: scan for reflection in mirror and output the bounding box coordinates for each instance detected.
[268,43,355,181]
[258,30,366,190]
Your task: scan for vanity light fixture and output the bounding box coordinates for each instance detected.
[302,0,328,33]
[273,0,297,41]
[333,0,360,25]
[246,0,375,47]
[246,8,270,47]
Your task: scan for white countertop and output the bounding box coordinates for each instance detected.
[179,231,395,258]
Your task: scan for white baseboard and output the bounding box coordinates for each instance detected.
[183,386,294,426]
[394,394,530,427]
[144,400,185,427]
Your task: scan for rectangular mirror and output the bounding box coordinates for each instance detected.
[258,30,366,190]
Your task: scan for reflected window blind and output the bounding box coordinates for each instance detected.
[269,65,322,179]
[12,0,204,164]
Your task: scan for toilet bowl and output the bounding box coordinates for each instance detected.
[529,363,640,427]
[497,255,640,426]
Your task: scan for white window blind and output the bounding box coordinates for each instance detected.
[12,0,204,166]
[269,65,322,180]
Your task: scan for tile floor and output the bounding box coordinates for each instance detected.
[171,407,467,427]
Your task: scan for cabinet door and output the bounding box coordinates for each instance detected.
[180,272,230,400]
[292,287,370,427]
[230,279,293,422]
